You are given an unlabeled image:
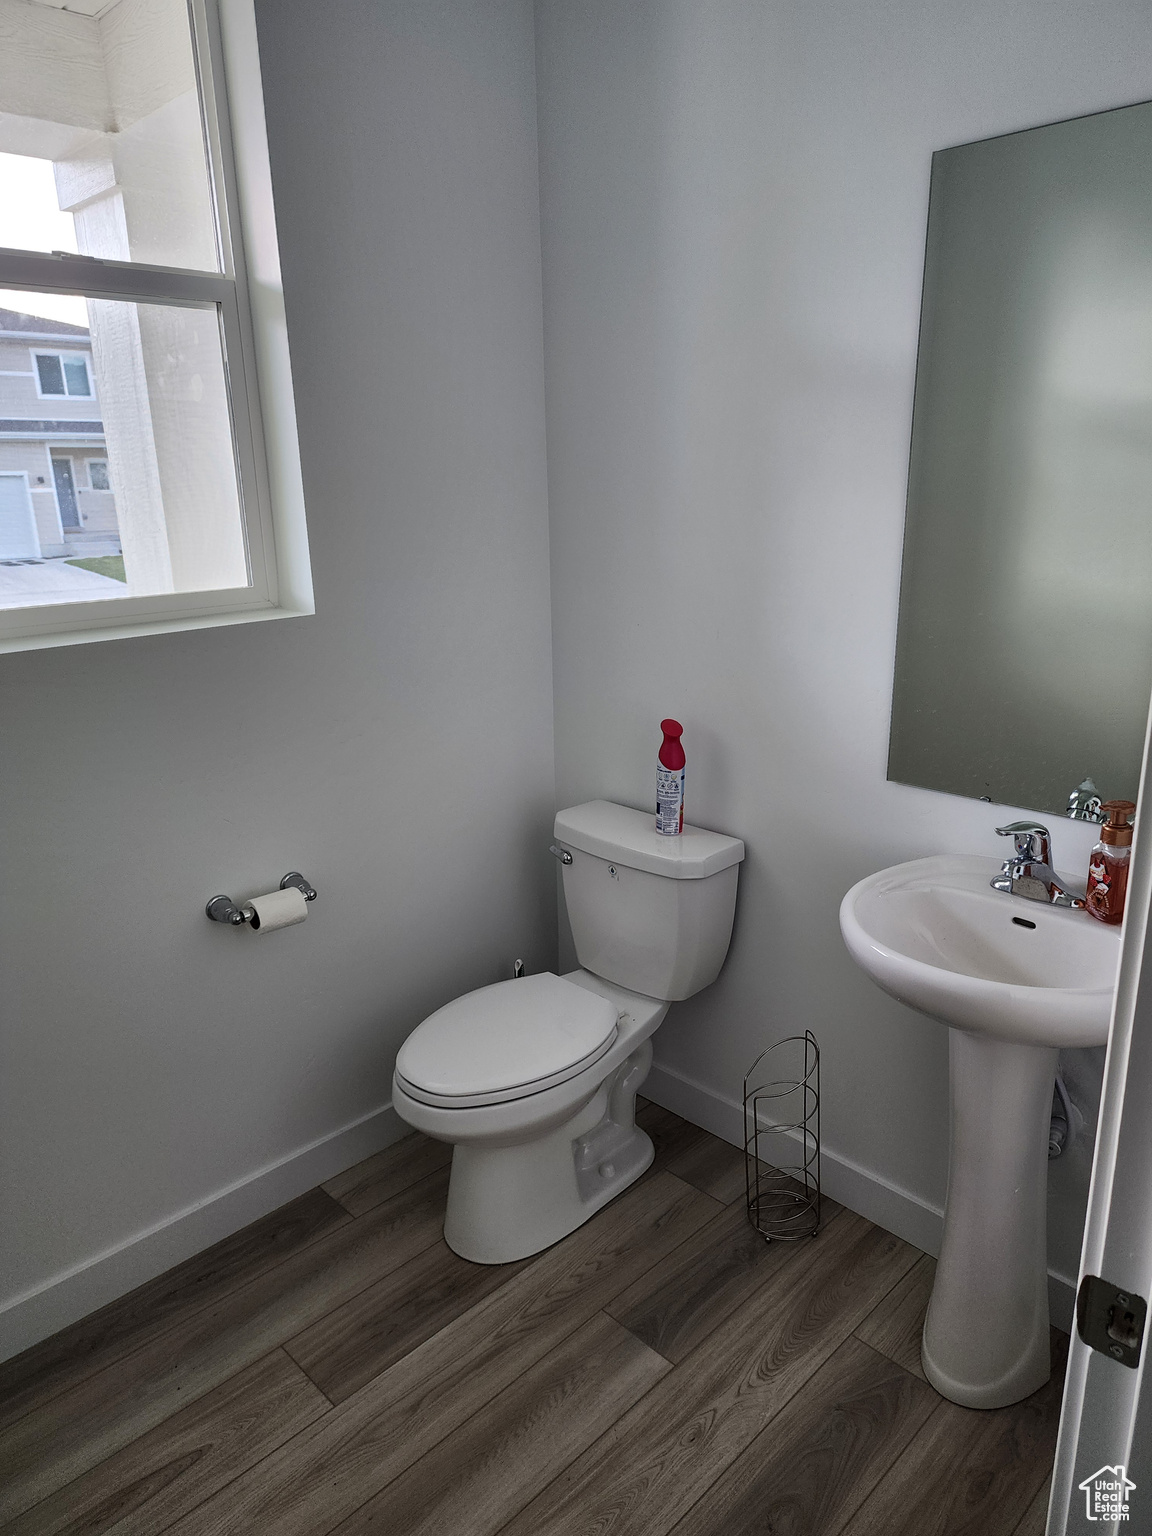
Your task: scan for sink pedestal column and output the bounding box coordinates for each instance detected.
[922,1028,1056,1409]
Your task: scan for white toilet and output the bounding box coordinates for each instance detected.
[392,800,744,1263]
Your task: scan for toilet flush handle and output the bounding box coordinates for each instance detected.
[549,844,573,865]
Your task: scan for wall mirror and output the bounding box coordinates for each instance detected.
[888,100,1152,816]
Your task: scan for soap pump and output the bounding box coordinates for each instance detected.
[1085,800,1136,925]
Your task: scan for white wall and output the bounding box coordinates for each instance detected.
[535,0,1152,1303]
[0,0,554,1358]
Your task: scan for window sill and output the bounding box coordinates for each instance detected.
[0,592,314,654]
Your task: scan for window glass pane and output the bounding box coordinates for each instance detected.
[0,0,219,272]
[63,356,92,397]
[0,155,78,258]
[35,354,65,396]
[0,292,248,610]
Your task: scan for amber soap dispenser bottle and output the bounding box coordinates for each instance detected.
[1085,800,1136,924]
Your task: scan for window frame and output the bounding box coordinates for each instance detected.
[31,350,94,400]
[0,0,312,652]
[86,458,110,492]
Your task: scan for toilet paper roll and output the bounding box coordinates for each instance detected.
[247,885,308,933]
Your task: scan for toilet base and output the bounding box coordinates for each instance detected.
[444,1043,653,1264]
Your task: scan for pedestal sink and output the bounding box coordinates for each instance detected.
[840,854,1120,1409]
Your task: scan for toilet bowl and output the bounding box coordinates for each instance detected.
[392,800,744,1264]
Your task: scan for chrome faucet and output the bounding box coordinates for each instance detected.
[991,822,1086,908]
[1065,778,1105,824]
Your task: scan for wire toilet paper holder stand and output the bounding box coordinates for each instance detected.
[206,872,317,927]
[744,1030,821,1242]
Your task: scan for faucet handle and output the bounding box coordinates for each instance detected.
[996,821,1052,864]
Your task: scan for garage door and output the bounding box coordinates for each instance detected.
[0,474,41,560]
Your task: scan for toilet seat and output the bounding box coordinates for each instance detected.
[395,971,620,1109]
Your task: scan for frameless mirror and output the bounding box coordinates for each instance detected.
[888,101,1152,815]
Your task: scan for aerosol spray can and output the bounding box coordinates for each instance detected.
[656,719,685,835]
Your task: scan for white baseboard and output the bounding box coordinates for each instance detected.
[0,1102,406,1364]
[645,1058,1077,1335]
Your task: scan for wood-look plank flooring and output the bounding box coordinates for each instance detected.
[0,1102,1063,1536]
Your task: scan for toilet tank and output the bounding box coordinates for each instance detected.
[553,801,745,1002]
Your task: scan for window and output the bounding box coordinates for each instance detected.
[0,0,311,649]
[33,352,93,398]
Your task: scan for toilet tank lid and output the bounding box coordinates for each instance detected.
[554,800,745,879]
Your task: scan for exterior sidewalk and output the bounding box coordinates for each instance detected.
[0,557,124,609]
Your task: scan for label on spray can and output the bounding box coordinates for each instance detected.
[656,764,685,835]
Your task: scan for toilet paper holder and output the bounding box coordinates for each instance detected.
[206,871,317,927]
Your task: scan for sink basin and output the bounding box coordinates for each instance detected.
[840,853,1121,1411]
[840,853,1119,1047]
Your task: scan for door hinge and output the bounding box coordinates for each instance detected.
[1077,1274,1147,1368]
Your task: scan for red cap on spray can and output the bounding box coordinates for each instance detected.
[659,719,685,771]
